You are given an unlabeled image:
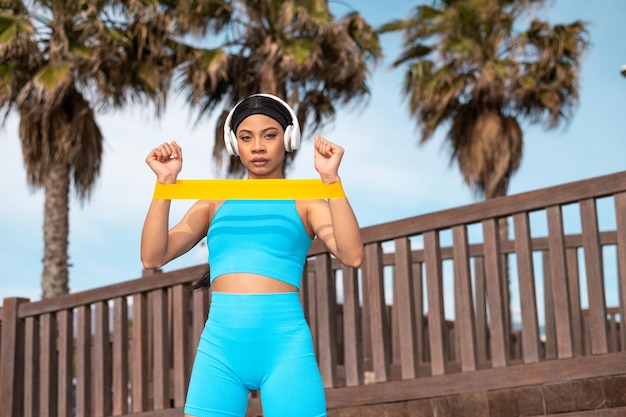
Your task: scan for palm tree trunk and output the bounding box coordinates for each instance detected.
[41,161,70,298]
[259,67,278,97]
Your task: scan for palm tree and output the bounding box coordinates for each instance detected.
[0,1,189,298]
[380,0,588,345]
[380,0,588,200]
[177,0,382,176]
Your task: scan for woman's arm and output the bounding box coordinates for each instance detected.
[308,136,365,267]
[141,199,211,269]
[308,198,365,268]
[140,141,210,269]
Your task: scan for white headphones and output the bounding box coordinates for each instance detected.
[223,93,301,156]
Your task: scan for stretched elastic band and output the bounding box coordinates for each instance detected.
[153,179,345,200]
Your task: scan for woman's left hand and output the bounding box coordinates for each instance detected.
[314,135,343,183]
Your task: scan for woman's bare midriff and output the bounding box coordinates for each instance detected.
[211,273,298,293]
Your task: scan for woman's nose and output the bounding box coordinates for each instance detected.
[251,137,265,152]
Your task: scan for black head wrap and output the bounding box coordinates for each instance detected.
[230,95,292,133]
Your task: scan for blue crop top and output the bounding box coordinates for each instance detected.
[207,200,313,289]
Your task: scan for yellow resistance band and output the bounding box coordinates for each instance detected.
[153,179,345,200]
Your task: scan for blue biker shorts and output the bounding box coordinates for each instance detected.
[184,292,327,417]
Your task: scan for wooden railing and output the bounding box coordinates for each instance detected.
[1,170,625,417]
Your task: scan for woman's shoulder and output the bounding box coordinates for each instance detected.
[295,199,328,210]
[188,199,225,221]
[295,199,330,222]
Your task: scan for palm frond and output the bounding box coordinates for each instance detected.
[171,0,380,175]
[36,62,72,91]
[381,0,587,197]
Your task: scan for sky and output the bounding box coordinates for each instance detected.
[1,0,625,302]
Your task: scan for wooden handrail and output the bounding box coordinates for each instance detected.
[310,170,626,254]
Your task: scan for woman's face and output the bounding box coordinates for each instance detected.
[235,114,286,179]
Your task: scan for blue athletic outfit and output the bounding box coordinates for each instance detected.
[184,200,327,417]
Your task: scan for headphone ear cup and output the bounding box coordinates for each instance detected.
[283,125,301,152]
[284,125,294,151]
[291,126,300,151]
[224,127,239,156]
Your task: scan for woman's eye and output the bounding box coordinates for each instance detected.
[239,135,251,142]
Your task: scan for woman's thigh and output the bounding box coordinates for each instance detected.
[259,324,327,417]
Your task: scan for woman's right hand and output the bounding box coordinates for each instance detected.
[146,141,183,184]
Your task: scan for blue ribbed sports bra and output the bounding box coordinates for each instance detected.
[207,200,313,290]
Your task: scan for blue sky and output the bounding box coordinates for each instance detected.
[1,0,625,302]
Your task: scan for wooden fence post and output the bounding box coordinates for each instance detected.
[1,297,29,417]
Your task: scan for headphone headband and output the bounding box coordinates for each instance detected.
[223,93,301,156]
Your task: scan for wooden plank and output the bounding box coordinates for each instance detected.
[499,218,513,350]
[152,289,170,410]
[580,198,609,354]
[57,309,73,417]
[546,205,574,358]
[391,279,401,378]
[327,231,619,267]
[190,288,209,395]
[423,231,447,375]
[76,305,92,417]
[608,310,620,352]
[113,407,186,417]
[132,293,149,412]
[566,248,584,356]
[304,266,318,357]
[0,298,28,417]
[482,219,508,367]
[113,297,129,415]
[341,266,363,386]
[172,285,191,406]
[315,254,338,388]
[299,267,309,317]
[392,231,620,266]
[39,313,57,417]
[394,237,419,379]
[192,288,209,349]
[360,260,372,374]
[412,262,426,366]
[543,252,557,359]
[452,225,478,371]
[364,243,391,382]
[94,301,112,417]
[326,351,626,409]
[512,212,541,363]
[19,264,207,318]
[23,315,39,417]
[473,257,488,364]
[615,191,626,349]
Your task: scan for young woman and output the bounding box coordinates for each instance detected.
[141,93,364,417]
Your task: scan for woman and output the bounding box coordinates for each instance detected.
[141,93,364,417]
